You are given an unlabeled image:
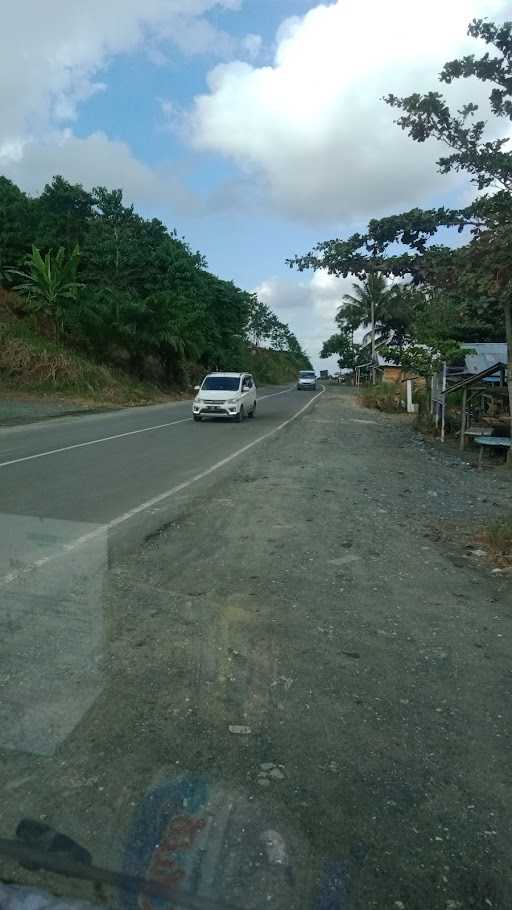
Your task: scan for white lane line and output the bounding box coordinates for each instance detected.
[0,417,192,468]
[0,387,324,587]
[258,387,294,401]
[0,387,294,468]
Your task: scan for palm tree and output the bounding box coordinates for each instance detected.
[338,274,391,383]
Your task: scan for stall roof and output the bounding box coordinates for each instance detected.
[445,361,507,395]
[465,343,507,374]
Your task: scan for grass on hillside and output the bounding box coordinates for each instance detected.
[0,298,307,408]
[0,306,168,406]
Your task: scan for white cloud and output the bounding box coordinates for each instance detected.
[0,131,202,213]
[0,0,239,199]
[255,270,354,371]
[188,0,509,221]
[241,33,263,60]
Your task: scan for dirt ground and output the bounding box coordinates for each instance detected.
[1,387,512,910]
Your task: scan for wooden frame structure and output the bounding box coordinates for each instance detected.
[444,361,509,451]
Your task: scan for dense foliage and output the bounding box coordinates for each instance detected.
[0,176,310,387]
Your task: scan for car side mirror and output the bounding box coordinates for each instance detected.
[194,385,200,392]
[242,385,250,392]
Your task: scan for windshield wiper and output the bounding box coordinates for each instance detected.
[0,820,241,910]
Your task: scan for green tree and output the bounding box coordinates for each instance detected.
[384,17,512,437]
[200,274,251,369]
[290,17,512,451]
[1,171,305,389]
[0,177,35,275]
[341,274,391,325]
[339,275,393,382]
[34,176,93,252]
[321,329,360,374]
[70,287,146,361]
[247,296,275,346]
[143,291,206,384]
[8,245,83,342]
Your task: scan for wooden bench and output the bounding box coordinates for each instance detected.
[474,435,512,469]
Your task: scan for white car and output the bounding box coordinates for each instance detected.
[297,370,317,391]
[193,372,257,422]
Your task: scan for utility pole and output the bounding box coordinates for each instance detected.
[370,295,376,385]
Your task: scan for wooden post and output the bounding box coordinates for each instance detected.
[504,297,512,465]
[460,386,467,451]
[440,362,447,443]
[370,296,376,385]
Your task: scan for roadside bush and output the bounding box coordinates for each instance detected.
[479,519,512,566]
[359,382,402,412]
[413,387,435,432]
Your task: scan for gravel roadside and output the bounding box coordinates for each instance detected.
[0,397,100,425]
[1,387,511,909]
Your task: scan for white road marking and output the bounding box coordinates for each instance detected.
[0,417,193,469]
[0,387,294,469]
[0,387,324,586]
[258,387,293,401]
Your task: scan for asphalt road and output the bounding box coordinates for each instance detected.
[0,385,315,528]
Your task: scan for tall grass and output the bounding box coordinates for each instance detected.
[480,519,512,565]
[0,309,164,404]
[359,382,402,412]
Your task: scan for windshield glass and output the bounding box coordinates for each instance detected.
[201,376,240,391]
[3,7,512,910]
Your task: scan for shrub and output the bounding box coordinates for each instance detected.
[480,519,512,565]
[359,382,402,412]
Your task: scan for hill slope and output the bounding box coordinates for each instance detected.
[0,299,305,408]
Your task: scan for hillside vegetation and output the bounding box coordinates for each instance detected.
[0,175,310,403]
[0,296,166,404]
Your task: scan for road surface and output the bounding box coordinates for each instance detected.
[0,385,310,526]
[0,385,324,580]
[1,387,512,909]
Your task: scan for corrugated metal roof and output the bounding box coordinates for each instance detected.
[464,342,507,374]
[376,354,397,367]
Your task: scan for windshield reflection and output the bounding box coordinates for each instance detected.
[1,515,106,755]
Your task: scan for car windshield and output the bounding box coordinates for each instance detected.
[3,7,512,910]
[201,376,240,391]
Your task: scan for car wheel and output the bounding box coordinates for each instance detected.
[193,415,202,422]
[235,406,245,423]
[248,403,256,418]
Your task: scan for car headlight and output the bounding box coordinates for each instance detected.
[227,398,239,406]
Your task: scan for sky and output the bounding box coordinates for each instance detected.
[0,0,509,372]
